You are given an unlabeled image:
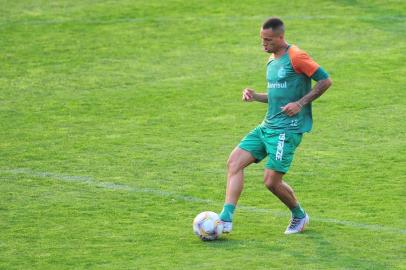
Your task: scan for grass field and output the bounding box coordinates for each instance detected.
[1,0,406,269]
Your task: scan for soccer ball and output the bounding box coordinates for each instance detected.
[193,211,224,241]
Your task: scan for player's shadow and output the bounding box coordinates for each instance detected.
[197,237,246,248]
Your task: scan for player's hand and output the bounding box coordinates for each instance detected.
[242,88,256,102]
[281,102,302,116]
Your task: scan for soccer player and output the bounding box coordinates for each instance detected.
[219,17,332,234]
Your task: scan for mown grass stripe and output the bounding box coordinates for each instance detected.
[1,14,405,27]
[3,167,405,235]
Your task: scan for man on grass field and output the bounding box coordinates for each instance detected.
[219,17,332,234]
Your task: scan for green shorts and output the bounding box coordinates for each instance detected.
[238,125,303,173]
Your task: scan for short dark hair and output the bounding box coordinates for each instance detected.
[262,17,284,32]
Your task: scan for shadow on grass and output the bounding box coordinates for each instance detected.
[192,235,256,249]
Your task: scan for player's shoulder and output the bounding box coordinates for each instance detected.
[287,44,320,76]
[288,44,310,60]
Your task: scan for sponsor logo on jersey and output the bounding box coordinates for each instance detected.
[267,81,287,89]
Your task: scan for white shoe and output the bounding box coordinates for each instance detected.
[221,221,233,233]
[284,214,309,234]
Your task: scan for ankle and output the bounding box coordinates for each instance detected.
[219,203,236,222]
[291,203,306,219]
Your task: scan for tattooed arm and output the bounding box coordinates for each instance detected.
[281,78,332,116]
[298,78,332,107]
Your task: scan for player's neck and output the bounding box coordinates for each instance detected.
[273,41,289,59]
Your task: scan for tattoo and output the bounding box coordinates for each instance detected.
[298,79,332,106]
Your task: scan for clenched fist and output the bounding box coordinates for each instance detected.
[242,88,256,102]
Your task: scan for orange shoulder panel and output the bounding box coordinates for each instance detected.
[288,45,320,77]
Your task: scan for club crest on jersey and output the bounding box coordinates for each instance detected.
[278,67,286,78]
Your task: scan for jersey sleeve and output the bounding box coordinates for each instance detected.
[311,67,329,81]
[288,45,320,77]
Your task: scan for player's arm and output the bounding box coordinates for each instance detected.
[282,48,332,116]
[297,75,332,107]
[242,88,268,103]
[282,68,332,116]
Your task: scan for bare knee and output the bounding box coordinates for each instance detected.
[264,170,283,192]
[227,148,255,175]
[227,156,242,175]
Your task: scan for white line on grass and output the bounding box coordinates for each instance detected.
[3,168,405,235]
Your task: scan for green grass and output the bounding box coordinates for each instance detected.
[1,0,406,269]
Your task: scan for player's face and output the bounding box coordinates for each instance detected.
[260,28,283,53]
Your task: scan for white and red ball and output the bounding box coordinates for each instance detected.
[193,211,223,241]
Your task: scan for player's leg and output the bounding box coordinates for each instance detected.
[263,169,298,209]
[263,169,308,234]
[225,147,256,205]
[219,127,266,232]
[219,147,255,232]
[263,131,308,234]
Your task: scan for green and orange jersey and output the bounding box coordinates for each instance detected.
[261,44,329,133]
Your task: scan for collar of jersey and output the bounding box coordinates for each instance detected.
[267,44,291,64]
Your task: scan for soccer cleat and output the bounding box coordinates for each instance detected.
[221,221,233,233]
[284,213,309,234]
